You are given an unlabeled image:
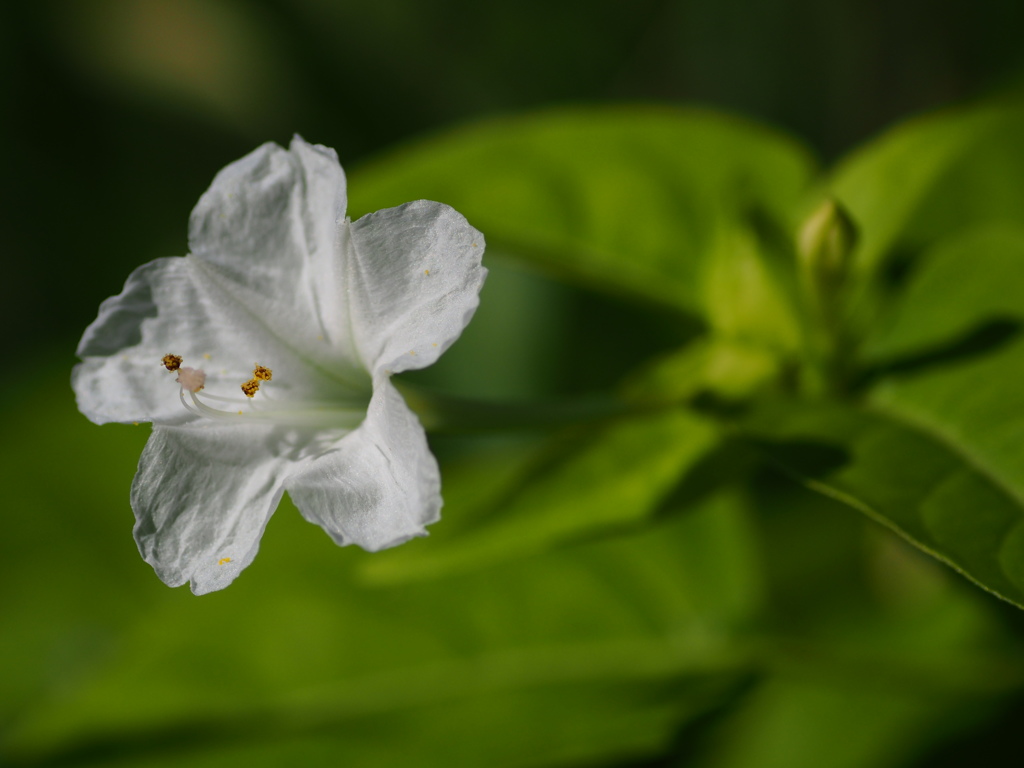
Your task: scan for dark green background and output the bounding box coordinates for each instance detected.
[8,0,1024,368]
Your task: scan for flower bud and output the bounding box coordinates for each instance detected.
[797,197,858,301]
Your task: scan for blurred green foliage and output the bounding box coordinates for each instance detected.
[11,1,1024,766]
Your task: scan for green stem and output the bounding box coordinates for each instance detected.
[806,291,852,396]
[394,382,651,434]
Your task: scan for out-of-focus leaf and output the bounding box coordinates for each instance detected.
[67,677,738,768]
[5,496,756,766]
[862,226,1024,364]
[623,337,782,405]
[2,370,758,767]
[863,225,1024,606]
[684,471,1018,768]
[691,663,993,768]
[349,106,817,316]
[829,102,1024,275]
[399,257,576,401]
[866,360,1024,608]
[361,408,720,583]
[701,221,803,354]
[0,364,151,734]
[744,398,1024,608]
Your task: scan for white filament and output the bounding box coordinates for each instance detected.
[178,388,365,429]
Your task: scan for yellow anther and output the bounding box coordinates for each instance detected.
[217,557,232,565]
[253,364,272,381]
[162,354,183,371]
[241,379,261,398]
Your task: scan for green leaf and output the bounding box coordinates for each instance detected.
[349,106,817,316]
[859,224,1024,607]
[862,225,1024,363]
[622,334,784,407]
[701,221,803,353]
[866,370,1024,607]
[745,398,1024,608]
[829,101,1024,275]
[821,103,1024,363]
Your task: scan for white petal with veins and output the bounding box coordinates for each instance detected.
[286,377,441,552]
[132,423,289,596]
[348,200,487,375]
[73,136,486,593]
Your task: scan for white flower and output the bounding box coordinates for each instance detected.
[72,137,486,595]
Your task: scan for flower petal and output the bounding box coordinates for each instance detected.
[348,200,486,374]
[187,136,363,371]
[73,256,356,426]
[73,257,236,425]
[286,377,441,551]
[131,423,289,595]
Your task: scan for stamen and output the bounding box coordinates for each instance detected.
[162,354,183,371]
[183,389,364,428]
[168,355,365,429]
[176,367,206,392]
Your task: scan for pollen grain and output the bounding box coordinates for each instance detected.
[162,354,183,371]
[217,557,232,565]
